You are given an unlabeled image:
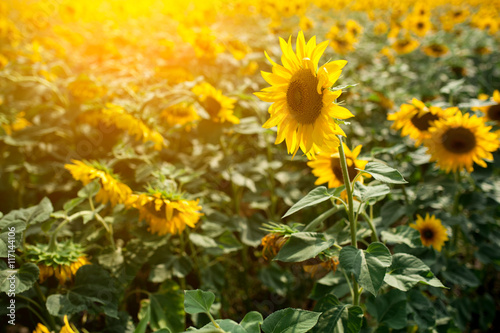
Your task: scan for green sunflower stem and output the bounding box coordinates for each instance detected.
[35,283,57,330]
[337,135,360,306]
[48,216,70,252]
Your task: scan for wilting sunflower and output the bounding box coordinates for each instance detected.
[65,160,132,206]
[255,31,353,159]
[423,43,449,57]
[128,190,203,235]
[307,143,368,188]
[160,102,200,131]
[388,99,459,146]
[261,233,288,260]
[410,214,448,251]
[25,242,90,284]
[192,82,239,124]
[302,256,339,278]
[391,35,419,55]
[424,112,500,173]
[473,90,500,123]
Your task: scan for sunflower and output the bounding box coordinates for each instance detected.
[261,233,287,260]
[255,31,353,159]
[424,112,500,173]
[473,90,500,123]
[410,214,448,251]
[25,242,90,284]
[128,191,203,235]
[346,19,363,38]
[423,43,449,57]
[407,15,431,37]
[67,75,106,102]
[160,102,200,131]
[329,33,357,55]
[373,22,388,35]
[192,82,239,124]
[391,35,419,55]
[307,143,368,189]
[65,160,133,206]
[387,99,459,146]
[1,111,32,136]
[302,256,339,278]
[78,104,165,150]
[34,315,76,333]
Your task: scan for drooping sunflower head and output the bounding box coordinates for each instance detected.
[65,160,133,206]
[424,112,500,173]
[302,256,339,278]
[128,188,203,236]
[255,31,354,159]
[25,241,90,284]
[410,214,449,251]
[388,99,459,146]
[261,233,287,260]
[192,82,239,124]
[307,143,368,189]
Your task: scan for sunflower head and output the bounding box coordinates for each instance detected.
[25,241,90,284]
[307,143,368,190]
[391,35,419,55]
[261,233,288,260]
[160,102,200,131]
[255,31,354,159]
[128,188,203,236]
[410,214,449,251]
[192,82,239,124]
[423,43,449,57]
[424,112,500,173]
[65,160,132,206]
[388,99,459,146]
[473,90,500,123]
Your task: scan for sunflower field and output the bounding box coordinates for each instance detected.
[1,0,500,332]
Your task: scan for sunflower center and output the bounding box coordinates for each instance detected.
[204,96,222,117]
[442,126,477,154]
[397,39,410,47]
[487,104,500,121]
[421,228,434,240]
[430,44,444,53]
[331,157,357,183]
[417,22,424,29]
[410,112,440,131]
[286,69,323,124]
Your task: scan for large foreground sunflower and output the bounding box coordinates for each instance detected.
[388,99,459,146]
[255,31,353,159]
[128,190,203,235]
[34,315,76,333]
[410,214,448,251]
[307,143,368,188]
[424,112,500,173]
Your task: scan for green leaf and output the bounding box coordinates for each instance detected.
[261,308,321,333]
[283,186,344,218]
[381,226,421,248]
[0,197,53,257]
[357,162,407,184]
[384,253,446,291]
[78,180,101,198]
[184,289,216,315]
[339,242,392,296]
[274,232,335,263]
[366,289,407,329]
[407,289,436,329]
[150,255,193,283]
[148,281,185,332]
[63,197,86,213]
[46,265,119,318]
[353,183,390,204]
[240,311,263,333]
[312,295,363,333]
[135,302,151,333]
[441,260,479,287]
[0,263,39,294]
